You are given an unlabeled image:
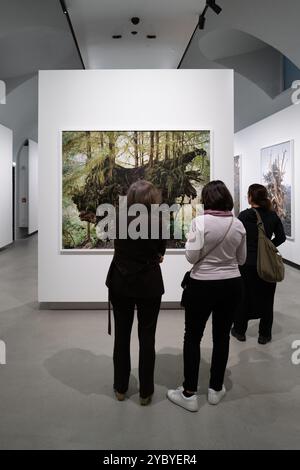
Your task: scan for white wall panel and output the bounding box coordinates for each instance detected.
[38,70,234,303]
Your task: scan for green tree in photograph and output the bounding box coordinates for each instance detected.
[62,130,210,249]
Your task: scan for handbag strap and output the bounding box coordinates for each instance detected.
[193,216,234,267]
[253,208,266,234]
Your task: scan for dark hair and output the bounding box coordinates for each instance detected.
[201,180,233,211]
[127,180,161,208]
[248,184,272,211]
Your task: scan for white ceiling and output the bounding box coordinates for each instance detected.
[0,0,82,80]
[66,0,206,68]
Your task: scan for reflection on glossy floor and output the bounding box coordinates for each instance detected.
[0,236,300,449]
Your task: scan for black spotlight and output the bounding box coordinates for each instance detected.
[198,14,206,30]
[207,0,222,15]
[131,17,140,25]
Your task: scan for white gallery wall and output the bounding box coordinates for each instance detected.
[28,139,38,234]
[39,69,234,304]
[235,103,300,265]
[0,123,13,249]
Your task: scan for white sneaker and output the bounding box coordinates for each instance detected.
[167,388,199,412]
[208,385,226,405]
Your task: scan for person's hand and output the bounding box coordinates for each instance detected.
[159,255,164,263]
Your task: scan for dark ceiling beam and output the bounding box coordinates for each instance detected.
[177,22,199,69]
[59,0,86,69]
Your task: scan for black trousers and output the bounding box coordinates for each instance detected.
[234,265,276,338]
[183,277,242,392]
[110,294,161,398]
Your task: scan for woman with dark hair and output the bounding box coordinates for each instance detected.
[167,180,247,412]
[231,184,286,345]
[106,180,166,406]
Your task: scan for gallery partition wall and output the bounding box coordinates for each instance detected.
[38,69,234,307]
[235,103,300,266]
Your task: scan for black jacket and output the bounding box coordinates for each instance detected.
[238,208,286,266]
[106,215,167,298]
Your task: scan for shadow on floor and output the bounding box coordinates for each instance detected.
[44,349,137,398]
[44,333,299,407]
[44,347,233,403]
[154,347,233,395]
[246,318,283,337]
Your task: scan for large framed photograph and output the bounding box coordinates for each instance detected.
[261,140,294,239]
[234,155,242,217]
[61,130,211,251]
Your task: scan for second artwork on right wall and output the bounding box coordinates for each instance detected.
[261,140,294,239]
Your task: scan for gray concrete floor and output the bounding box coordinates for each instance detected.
[0,235,300,450]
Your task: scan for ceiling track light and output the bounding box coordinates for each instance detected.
[198,1,222,30]
[198,14,206,30]
[207,0,222,15]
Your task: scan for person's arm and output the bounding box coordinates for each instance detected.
[185,218,205,265]
[236,230,247,266]
[272,215,286,247]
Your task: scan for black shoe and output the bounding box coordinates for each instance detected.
[258,335,272,345]
[140,395,152,406]
[231,327,246,342]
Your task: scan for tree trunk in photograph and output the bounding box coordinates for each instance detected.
[85,131,92,160]
[87,221,91,242]
[181,132,184,158]
[155,131,160,161]
[150,132,154,166]
[165,131,170,160]
[134,131,139,167]
[108,131,116,179]
[172,131,177,159]
[140,133,144,166]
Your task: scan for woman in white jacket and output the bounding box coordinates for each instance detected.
[168,181,247,412]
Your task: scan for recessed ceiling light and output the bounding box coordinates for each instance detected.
[112,35,122,39]
[147,35,157,39]
[131,17,140,25]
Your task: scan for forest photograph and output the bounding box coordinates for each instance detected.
[62,130,210,249]
[261,141,293,238]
